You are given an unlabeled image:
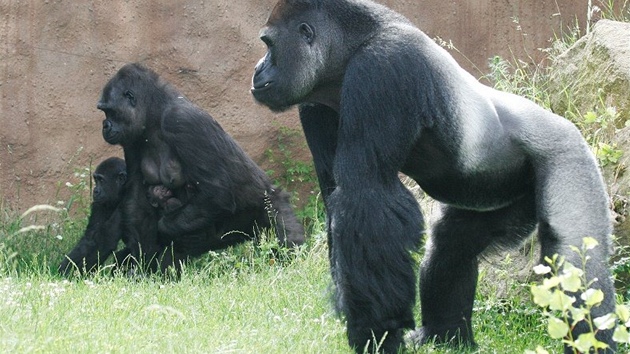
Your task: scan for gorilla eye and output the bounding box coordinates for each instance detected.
[123,90,136,107]
[298,23,314,44]
[124,90,134,100]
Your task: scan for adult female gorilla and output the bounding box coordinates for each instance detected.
[251,1,616,353]
[97,63,304,273]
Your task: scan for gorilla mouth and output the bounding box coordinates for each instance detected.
[251,81,274,92]
[103,130,121,145]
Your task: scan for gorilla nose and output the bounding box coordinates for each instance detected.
[102,120,112,130]
[96,101,109,111]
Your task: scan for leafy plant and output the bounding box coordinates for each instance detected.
[0,162,94,275]
[527,238,630,353]
[611,242,630,301]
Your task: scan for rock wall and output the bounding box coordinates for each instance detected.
[0,0,597,210]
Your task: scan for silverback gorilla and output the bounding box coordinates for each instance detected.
[251,1,616,353]
[59,157,127,276]
[97,63,304,273]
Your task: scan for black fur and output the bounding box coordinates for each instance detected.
[58,157,127,276]
[97,63,304,273]
[251,1,616,353]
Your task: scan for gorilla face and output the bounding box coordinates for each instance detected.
[251,2,332,112]
[92,157,127,206]
[97,69,147,146]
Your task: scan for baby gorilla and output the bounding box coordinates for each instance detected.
[59,157,127,276]
[146,184,193,212]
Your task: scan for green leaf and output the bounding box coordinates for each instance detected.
[613,325,630,344]
[581,288,604,307]
[549,289,575,312]
[616,304,630,324]
[542,276,561,290]
[569,306,587,324]
[582,237,599,251]
[533,264,551,275]
[547,317,570,339]
[531,285,552,307]
[584,111,598,124]
[560,264,583,292]
[593,313,617,330]
[573,332,608,352]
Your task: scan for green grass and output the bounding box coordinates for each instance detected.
[0,206,563,354]
[0,197,557,353]
[0,239,560,354]
[0,239,351,353]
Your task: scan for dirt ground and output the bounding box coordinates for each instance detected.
[0,0,589,211]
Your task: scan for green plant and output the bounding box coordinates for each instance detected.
[264,125,324,231]
[595,142,624,167]
[596,0,630,22]
[611,241,630,301]
[0,160,94,275]
[528,237,630,353]
[486,56,552,109]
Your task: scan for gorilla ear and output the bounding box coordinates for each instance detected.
[117,171,127,185]
[124,90,136,107]
[299,23,315,44]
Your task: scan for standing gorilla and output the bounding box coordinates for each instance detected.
[59,157,127,276]
[251,1,616,353]
[97,63,304,273]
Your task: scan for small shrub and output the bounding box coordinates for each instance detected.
[528,237,630,353]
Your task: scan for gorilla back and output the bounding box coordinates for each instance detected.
[98,63,304,273]
[252,1,616,353]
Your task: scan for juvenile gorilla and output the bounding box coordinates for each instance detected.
[251,1,616,353]
[97,63,304,272]
[59,157,127,276]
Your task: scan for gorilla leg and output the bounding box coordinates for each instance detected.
[330,182,423,354]
[413,195,537,346]
[533,154,616,353]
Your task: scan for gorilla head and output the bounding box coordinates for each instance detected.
[97,64,167,146]
[92,157,127,207]
[251,0,352,112]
